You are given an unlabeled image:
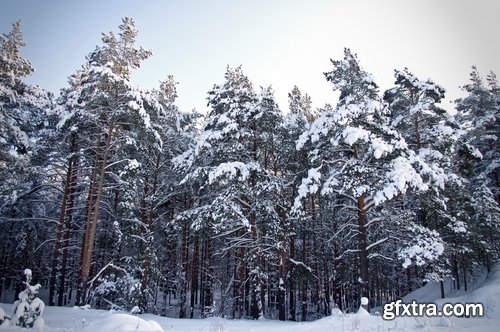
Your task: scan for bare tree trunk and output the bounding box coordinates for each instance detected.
[463,266,467,292]
[77,123,114,305]
[49,136,78,306]
[49,153,74,306]
[237,245,246,318]
[289,235,296,321]
[357,195,369,303]
[190,235,200,318]
[201,237,213,318]
[75,134,100,306]
[300,224,307,321]
[140,153,162,313]
[58,145,79,306]
[277,244,286,321]
[313,236,320,303]
[249,209,262,320]
[452,257,460,290]
[179,217,190,318]
[139,175,152,312]
[312,199,320,315]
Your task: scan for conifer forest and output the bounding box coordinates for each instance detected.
[1,18,499,321]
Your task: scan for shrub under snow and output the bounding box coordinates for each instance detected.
[12,268,45,330]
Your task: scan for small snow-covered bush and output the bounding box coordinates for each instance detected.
[12,268,45,329]
[0,306,8,325]
[89,267,143,312]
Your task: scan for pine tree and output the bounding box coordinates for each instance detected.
[288,85,317,123]
[295,49,444,305]
[0,20,52,210]
[454,67,500,274]
[456,67,500,204]
[12,269,45,329]
[53,17,153,305]
[384,68,455,287]
[0,21,53,303]
[174,67,284,319]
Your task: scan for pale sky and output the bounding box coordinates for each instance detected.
[2,0,499,114]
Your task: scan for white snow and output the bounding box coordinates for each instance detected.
[398,225,445,268]
[95,313,162,332]
[342,125,369,145]
[1,265,500,331]
[373,156,428,205]
[208,161,254,184]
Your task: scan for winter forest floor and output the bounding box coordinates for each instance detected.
[1,265,500,332]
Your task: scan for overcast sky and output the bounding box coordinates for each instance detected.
[2,0,499,114]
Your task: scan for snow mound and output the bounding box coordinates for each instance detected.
[87,313,163,332]
[356,306,370,316]
[403,264,500,320]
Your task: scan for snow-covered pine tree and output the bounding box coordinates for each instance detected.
[0,20,52,187]
[136,77,197,314]
[12,269,44,330]
[383,68,456,287]
[288,85,317,124]
[251,86,286,320]
[153,80,203,318]
[103,76,198,314]
[53,17,153,306]
[0,21,53,302]
[47,70,85,307]
[87,88,162,313]
[456,67,499,204]
[174,67,283,319]
[454,67,500,274]
[294,49,445,305]
[283,85,322,321]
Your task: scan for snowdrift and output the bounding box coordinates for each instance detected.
[0,265,499,331]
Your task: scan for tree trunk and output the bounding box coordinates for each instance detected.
[357,195,369,302]
[463,267,467,292]
[300,226,307,321]
[452,257,460,290]
[58,146,78,306]
[77,123,114,305]
[311,195,322,317]
[202,237,213,318]
[238,246,246,318]
[140,175,152,312]
[277,244,286,321]
[49,152,74,306]
[249,210,262,320]
[190,235,200,318]
[75,134,100,306]
[48,136,78,306]
[179,217,190,318]
[289,235,296,321]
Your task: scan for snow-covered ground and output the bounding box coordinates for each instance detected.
[1,265,499,332]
